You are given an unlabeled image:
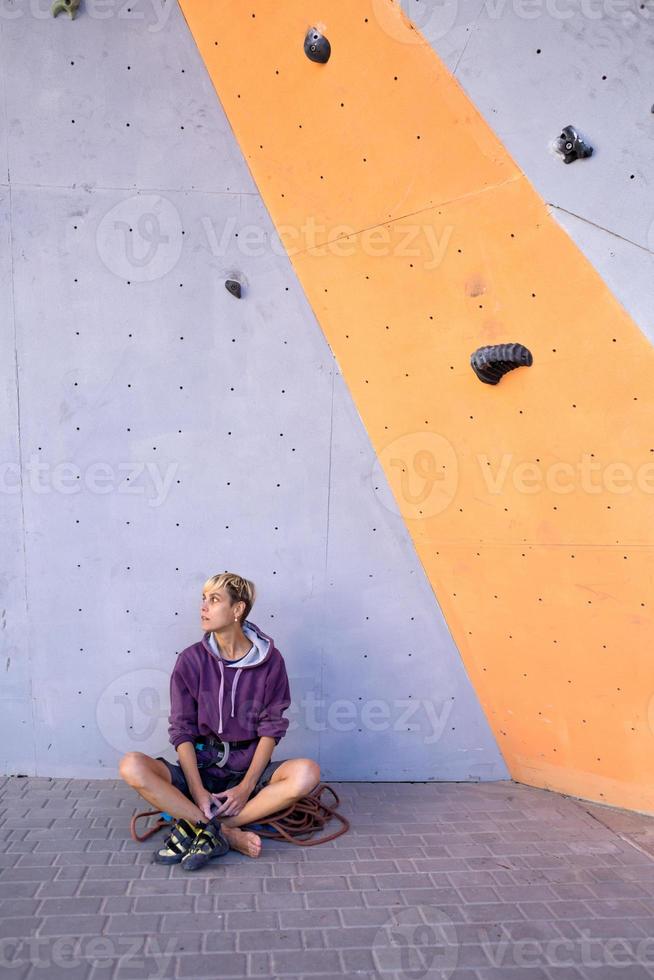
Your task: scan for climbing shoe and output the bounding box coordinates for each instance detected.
[180,818,230,872]
[152,818,202,865]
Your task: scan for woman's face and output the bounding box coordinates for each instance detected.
[200,586,240,632]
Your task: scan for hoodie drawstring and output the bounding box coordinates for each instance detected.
[217,658,224,734]
[231,668,242,718]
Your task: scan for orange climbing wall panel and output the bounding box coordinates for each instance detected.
[178,0,654,811]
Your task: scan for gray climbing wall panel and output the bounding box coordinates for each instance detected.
[0,3,508,780]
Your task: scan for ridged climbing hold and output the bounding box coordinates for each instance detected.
[470,343,533,385]
[52,0,80,18]
[554,125,593,164]
[225,278,242,299]
[304,28,331,64]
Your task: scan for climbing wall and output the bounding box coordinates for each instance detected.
[0,4,506,781]
[416,0,654,346]
[176,0,654,813]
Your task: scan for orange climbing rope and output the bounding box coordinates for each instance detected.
[130,782,350,847]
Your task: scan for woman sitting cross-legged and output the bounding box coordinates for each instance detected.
[119,571,321,872]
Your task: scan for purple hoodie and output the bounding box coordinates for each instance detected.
[167,621,291,776]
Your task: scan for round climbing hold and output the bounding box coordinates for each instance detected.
[304,27,331,63]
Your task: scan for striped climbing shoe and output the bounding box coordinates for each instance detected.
[152,818,202,865]
[180,818,230,872]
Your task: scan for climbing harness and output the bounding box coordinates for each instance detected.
[194,735,257,770]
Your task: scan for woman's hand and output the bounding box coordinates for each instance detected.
[209,782,251,819]
[192,787,218,822]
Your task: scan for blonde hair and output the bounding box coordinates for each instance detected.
[202,571,256,626]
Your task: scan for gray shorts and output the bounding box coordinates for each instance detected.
[156,755,286,803]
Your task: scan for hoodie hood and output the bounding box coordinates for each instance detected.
[200,620,273,736]
[203,620,271,668]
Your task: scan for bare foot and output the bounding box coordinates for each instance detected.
[221,825,262,858]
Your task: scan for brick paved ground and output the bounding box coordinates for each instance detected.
[2,775,654,979]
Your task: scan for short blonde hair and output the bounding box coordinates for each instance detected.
[202,571,256,625]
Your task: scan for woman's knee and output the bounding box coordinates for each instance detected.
[119,751,154,786]
[290,758,321,796]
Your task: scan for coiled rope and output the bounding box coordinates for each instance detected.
[130,782,349,847]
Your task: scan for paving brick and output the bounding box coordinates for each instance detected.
[225,909,279,931]
[78,880,129,897]
[305,890,364,909]
[292,874,350,891]
[0,881,40,898]
[463,902,527,923]
[175,952,247,976]
[0,899,39,916]
[132,894,194,913]
[262,876,292,893]
[201,930,237,952]
[271,948,341,974]
[323,925,379,947]
[278,908,339,929]
[38,915,108,936]
[104,914,160,936]
[236,928,303,951]
[101,897,133,913]
[37,898,103,916]
[254,892,306,911]
[0,916,41,939]
[35,881,80,898]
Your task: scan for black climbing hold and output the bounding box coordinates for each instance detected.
[225,278,242,299]
[304,27,331,63]
[554,125,593,164]
[470,343,533,385]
